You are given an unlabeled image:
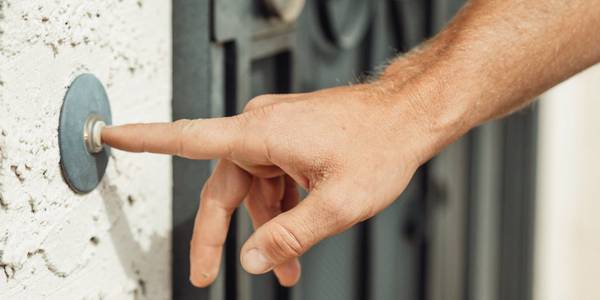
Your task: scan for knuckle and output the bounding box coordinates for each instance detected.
[242,106,279,136]
[173,118,193,129]
[242,100,295,135]
[248,104,276,120]
[228,115,250,154]
[172,119,194,156]
[265,221,305,260]
[229,114,248,131]
[244,95,272,112]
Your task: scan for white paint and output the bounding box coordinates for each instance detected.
[534,63,600,300]
[0,0,172,298]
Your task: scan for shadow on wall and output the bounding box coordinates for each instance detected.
[0,129,5,209]
[0,128,9,278]
[98,177,169,298]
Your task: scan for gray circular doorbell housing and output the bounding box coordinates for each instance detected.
[59,74,112,194]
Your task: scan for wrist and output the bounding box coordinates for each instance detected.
[374,64,480,165]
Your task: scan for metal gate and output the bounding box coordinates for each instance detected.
[172,1,537,299]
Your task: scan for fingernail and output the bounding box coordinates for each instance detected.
[242,249,272,273]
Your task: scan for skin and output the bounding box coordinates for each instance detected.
[102,0,600,288]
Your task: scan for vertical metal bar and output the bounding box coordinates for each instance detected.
[465,122,502,300]
[368,173,426,300]
[222,40,244,300]
[498,107,537,300]
[425,139,470,300]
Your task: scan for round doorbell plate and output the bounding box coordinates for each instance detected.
[58,74,112,194]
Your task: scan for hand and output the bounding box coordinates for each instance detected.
[102,0,600,289]
[102,83,438,287]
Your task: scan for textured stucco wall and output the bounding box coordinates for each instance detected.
[0,1,172,299]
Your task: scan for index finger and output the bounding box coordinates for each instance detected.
[101,118,241,160]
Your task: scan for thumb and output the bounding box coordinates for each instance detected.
[240,185,362,274]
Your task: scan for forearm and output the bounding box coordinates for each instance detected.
[378,0,600,161]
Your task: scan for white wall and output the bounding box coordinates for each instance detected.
[0,1,172,299]
[534,64,600,300]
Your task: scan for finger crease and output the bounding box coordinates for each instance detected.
[176,123,189,157]
[271,221,304,258]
